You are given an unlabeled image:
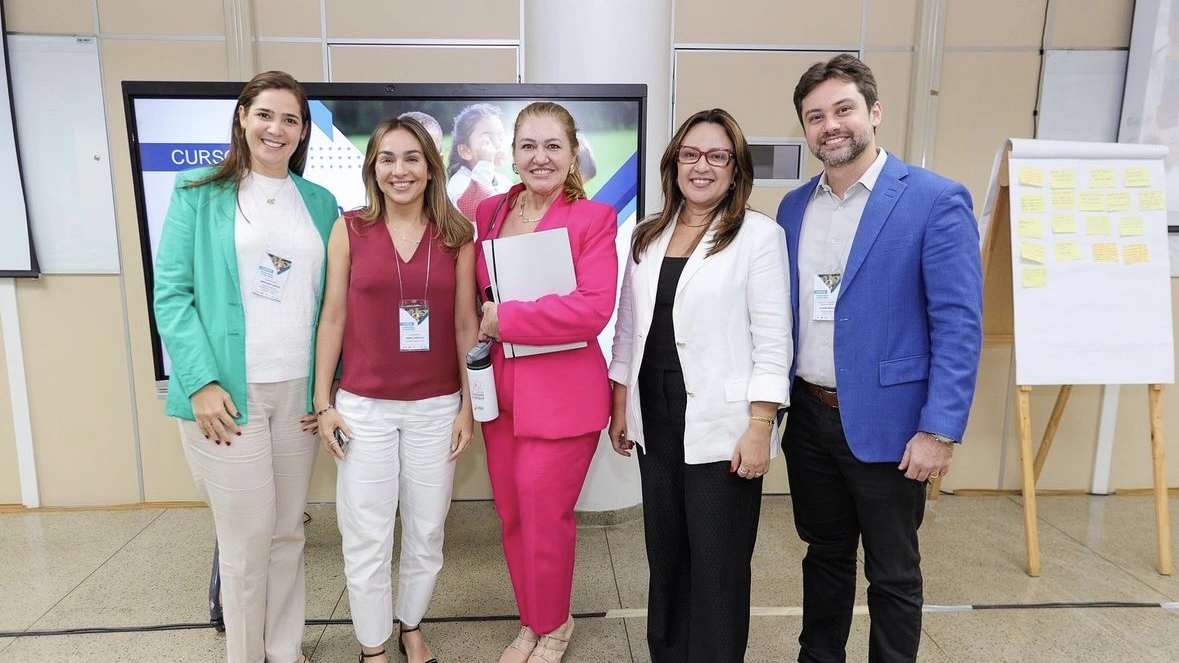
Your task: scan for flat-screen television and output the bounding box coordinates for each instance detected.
[122,81,647,382]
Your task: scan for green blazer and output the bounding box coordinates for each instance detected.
[153,166,340,423]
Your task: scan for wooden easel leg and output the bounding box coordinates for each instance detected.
[1149,384,1172,576]
[1017,385,1041,576]
[1032,385,1071,482]
[928,475,944,500]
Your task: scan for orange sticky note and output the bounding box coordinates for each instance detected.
[1092,242,1119,263]
[1123,243,1150,265]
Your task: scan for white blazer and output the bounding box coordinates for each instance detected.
[608,209,793,464]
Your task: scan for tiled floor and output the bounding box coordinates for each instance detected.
[1,495,1177,662]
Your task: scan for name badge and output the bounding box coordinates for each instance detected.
[812,273,841,321]
[252,252,293,302]
[399,299,430,352]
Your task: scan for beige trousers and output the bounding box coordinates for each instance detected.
[180,378,317,663]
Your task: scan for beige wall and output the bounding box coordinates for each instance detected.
[0,313,21,505]
[0,0,1166,506]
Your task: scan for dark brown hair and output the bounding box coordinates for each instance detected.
[792,54,879,123]
[446,103,502,178]
[630,108,753,263]
[512,101,586,203]
[186,71,312,189]
[353,117,473,250]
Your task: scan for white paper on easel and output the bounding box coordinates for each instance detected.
[483,227,587,358]
[1001,138,1174,385]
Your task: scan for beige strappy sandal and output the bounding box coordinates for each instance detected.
[526,616,574,662]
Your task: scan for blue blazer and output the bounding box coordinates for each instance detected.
[776,154,983,462]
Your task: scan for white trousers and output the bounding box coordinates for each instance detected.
[334,388,461,647]
[180,378,317,663]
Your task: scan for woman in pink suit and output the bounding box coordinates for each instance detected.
[473,101,618,663]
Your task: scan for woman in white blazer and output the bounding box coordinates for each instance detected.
[607,109,792,663]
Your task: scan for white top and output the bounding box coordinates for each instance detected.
[446,161,508,205]
[608,210,793,464]
[795,148,888,388]
[234,172,324,383]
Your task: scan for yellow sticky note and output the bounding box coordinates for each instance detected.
[1090,169,1116,188]
[1018,217,1043,238]
[1021,194,1046,214]
[1054,241,1081,261]
[1106,191,1132,212]
[1139,190,1166,211]
[1092,242,1119,263]
[1022,267,1047,288]
[1079,192,1106,212]
[1049,169,1077,189]
[1085,215,1112,235]
[1119,216,1145,237]
[1051,189,1076,210]
[1051,214,1077,233]
[1019,166,1045,187]
[1020,241,1047,264]
[1124,167,1153,188]
[1123,243,1150,265]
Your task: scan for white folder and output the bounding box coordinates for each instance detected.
[482,227,587,358]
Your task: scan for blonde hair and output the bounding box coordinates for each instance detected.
[512,101,586,202]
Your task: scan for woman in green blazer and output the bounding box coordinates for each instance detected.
[153,70,339,663]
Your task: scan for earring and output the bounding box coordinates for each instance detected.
[729,179,737,190]
[512,163,519,174]
[570,161,578,175]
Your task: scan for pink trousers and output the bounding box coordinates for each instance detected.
[481,410,598,635]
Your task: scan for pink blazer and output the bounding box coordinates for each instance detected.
[474,183,619,439]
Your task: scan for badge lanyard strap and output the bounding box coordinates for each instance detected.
[394,229,433,301]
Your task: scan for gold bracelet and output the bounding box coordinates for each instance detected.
[750,415,774,426]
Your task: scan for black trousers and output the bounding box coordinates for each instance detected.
[637,367,763,663]
[782,381,927,663]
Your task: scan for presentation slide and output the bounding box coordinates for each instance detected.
[125,84,646,380]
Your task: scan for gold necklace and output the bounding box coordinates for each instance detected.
[389,219,426,244]
[518,193,544,223]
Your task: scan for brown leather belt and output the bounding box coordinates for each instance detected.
[798,378,839,408]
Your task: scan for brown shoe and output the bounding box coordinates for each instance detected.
[498,625,539,663]
[527,616,574,662]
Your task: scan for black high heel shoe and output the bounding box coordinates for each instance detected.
[399,623,439,663]
[358,649,385,662]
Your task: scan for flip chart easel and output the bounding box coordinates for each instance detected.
[966,139,1173,577]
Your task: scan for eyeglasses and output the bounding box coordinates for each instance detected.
[676,146,734,167]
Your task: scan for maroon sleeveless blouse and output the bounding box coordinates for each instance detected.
[339,212,460,400]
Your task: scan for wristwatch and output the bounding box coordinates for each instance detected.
[924,432,957,445]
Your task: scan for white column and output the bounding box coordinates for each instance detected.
[523,0,673,512]
[1,279,39,507]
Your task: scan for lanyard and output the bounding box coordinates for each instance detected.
[394,229,433,300]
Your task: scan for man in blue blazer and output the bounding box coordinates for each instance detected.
[776,54,983,663]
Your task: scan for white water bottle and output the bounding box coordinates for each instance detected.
[466,339,499,422]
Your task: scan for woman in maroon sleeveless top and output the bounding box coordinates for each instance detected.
[312,117,478,663]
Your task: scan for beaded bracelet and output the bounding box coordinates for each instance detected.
[314,405,334,417]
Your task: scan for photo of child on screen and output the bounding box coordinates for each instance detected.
[446,103,510,220]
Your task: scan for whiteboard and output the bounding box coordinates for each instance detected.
[0,23,35,275]
[1005,139,1173,385]
[8,35,119,274]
